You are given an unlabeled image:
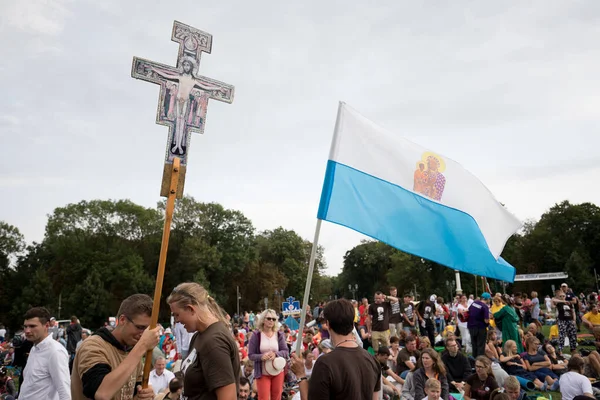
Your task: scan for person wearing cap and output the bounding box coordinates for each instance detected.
[49,317,60,341]
[375,346,404,398]
[468,293,491,358]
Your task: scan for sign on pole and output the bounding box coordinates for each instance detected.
[282,296,301,316]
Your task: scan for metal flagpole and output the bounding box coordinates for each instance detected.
[295,101,344,355]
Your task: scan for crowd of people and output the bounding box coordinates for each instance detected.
[1,281,600,400]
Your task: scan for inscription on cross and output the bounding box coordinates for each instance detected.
[131,21,234,197]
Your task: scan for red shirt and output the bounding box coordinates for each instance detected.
[359,304,368,326]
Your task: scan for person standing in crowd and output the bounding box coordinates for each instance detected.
[457,294,472,354]
[149,357,176,395]
[554,289,578,354]
[417,296,437,346]
[468,293,490,358]
[291,299,381,400]
[248,309,288,400]
[494,295,523,353]
[402,293,417,332]
[48,317,59,340]
[173,321,193,360]
[167,282,239,399]
[530,292,541,328]
[71,294,160,400]
[75,330,89,353]
[66,315,82,370]
[18,307,71,400]
[389,287,403,338]
[368,291,399,352]
[359,298,369,328]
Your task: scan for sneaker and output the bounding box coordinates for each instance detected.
[550,380,560,391]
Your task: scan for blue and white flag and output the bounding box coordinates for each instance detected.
[317,103,521,282]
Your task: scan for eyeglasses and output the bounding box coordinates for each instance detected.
[126,316,149,332]
[265,317,277,321]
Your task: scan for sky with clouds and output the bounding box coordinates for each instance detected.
[1,1,599,276]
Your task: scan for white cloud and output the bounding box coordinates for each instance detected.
[1,0,73,36]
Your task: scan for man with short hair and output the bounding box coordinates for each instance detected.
[48,317,59,340]
[527,323,545,343]
[71,294,161,400]
[583,304,600,332]
[67,315,82,370]
[291,299,381,400]
[375,346,403,398]
[401,294,417,332]
[18,307,71,400]
[441,338,471,393]
[76,330,89,352]
[396,336,420,379]
[388,287,403,338]
[149,357,176,395]
[239,376,251,400]
[468,293,490,358]
[367,291,399,352]
[155,377,182,400]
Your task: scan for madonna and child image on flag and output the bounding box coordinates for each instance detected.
[317,102,522,282]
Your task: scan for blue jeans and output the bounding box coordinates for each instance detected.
[533,367,558,381]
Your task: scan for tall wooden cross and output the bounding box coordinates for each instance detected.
[131,21,234,389]
[132,20,234,198]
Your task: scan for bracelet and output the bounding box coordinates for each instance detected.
[298,377,308,383]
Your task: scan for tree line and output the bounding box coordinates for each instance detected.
[1,199,597,332]
[0,197,332,331]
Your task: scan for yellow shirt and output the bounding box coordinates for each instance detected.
[489,303,504,328]
[549,324,559,339]
[584,311,600,325]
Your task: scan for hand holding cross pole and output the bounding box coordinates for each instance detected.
[141,157,181,388]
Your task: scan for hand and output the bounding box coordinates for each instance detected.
[135,385,155,399]
[455,382,465,391]
[394,387,402,395]
[136,326,161,352]
[290,353,306,378]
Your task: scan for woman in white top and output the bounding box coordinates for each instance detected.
[559,356,594,400]
[457,295,472,354]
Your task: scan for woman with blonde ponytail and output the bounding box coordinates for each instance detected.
[167,282,239,399]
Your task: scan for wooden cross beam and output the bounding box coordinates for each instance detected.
[132,21,234,198]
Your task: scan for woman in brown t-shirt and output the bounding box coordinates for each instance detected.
[167,282,240,400]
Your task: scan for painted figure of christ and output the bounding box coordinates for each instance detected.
[151,58,224,155]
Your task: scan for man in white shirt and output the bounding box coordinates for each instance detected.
[173,321,193,359]
[18,307,71,400]
[149,357,175,395]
